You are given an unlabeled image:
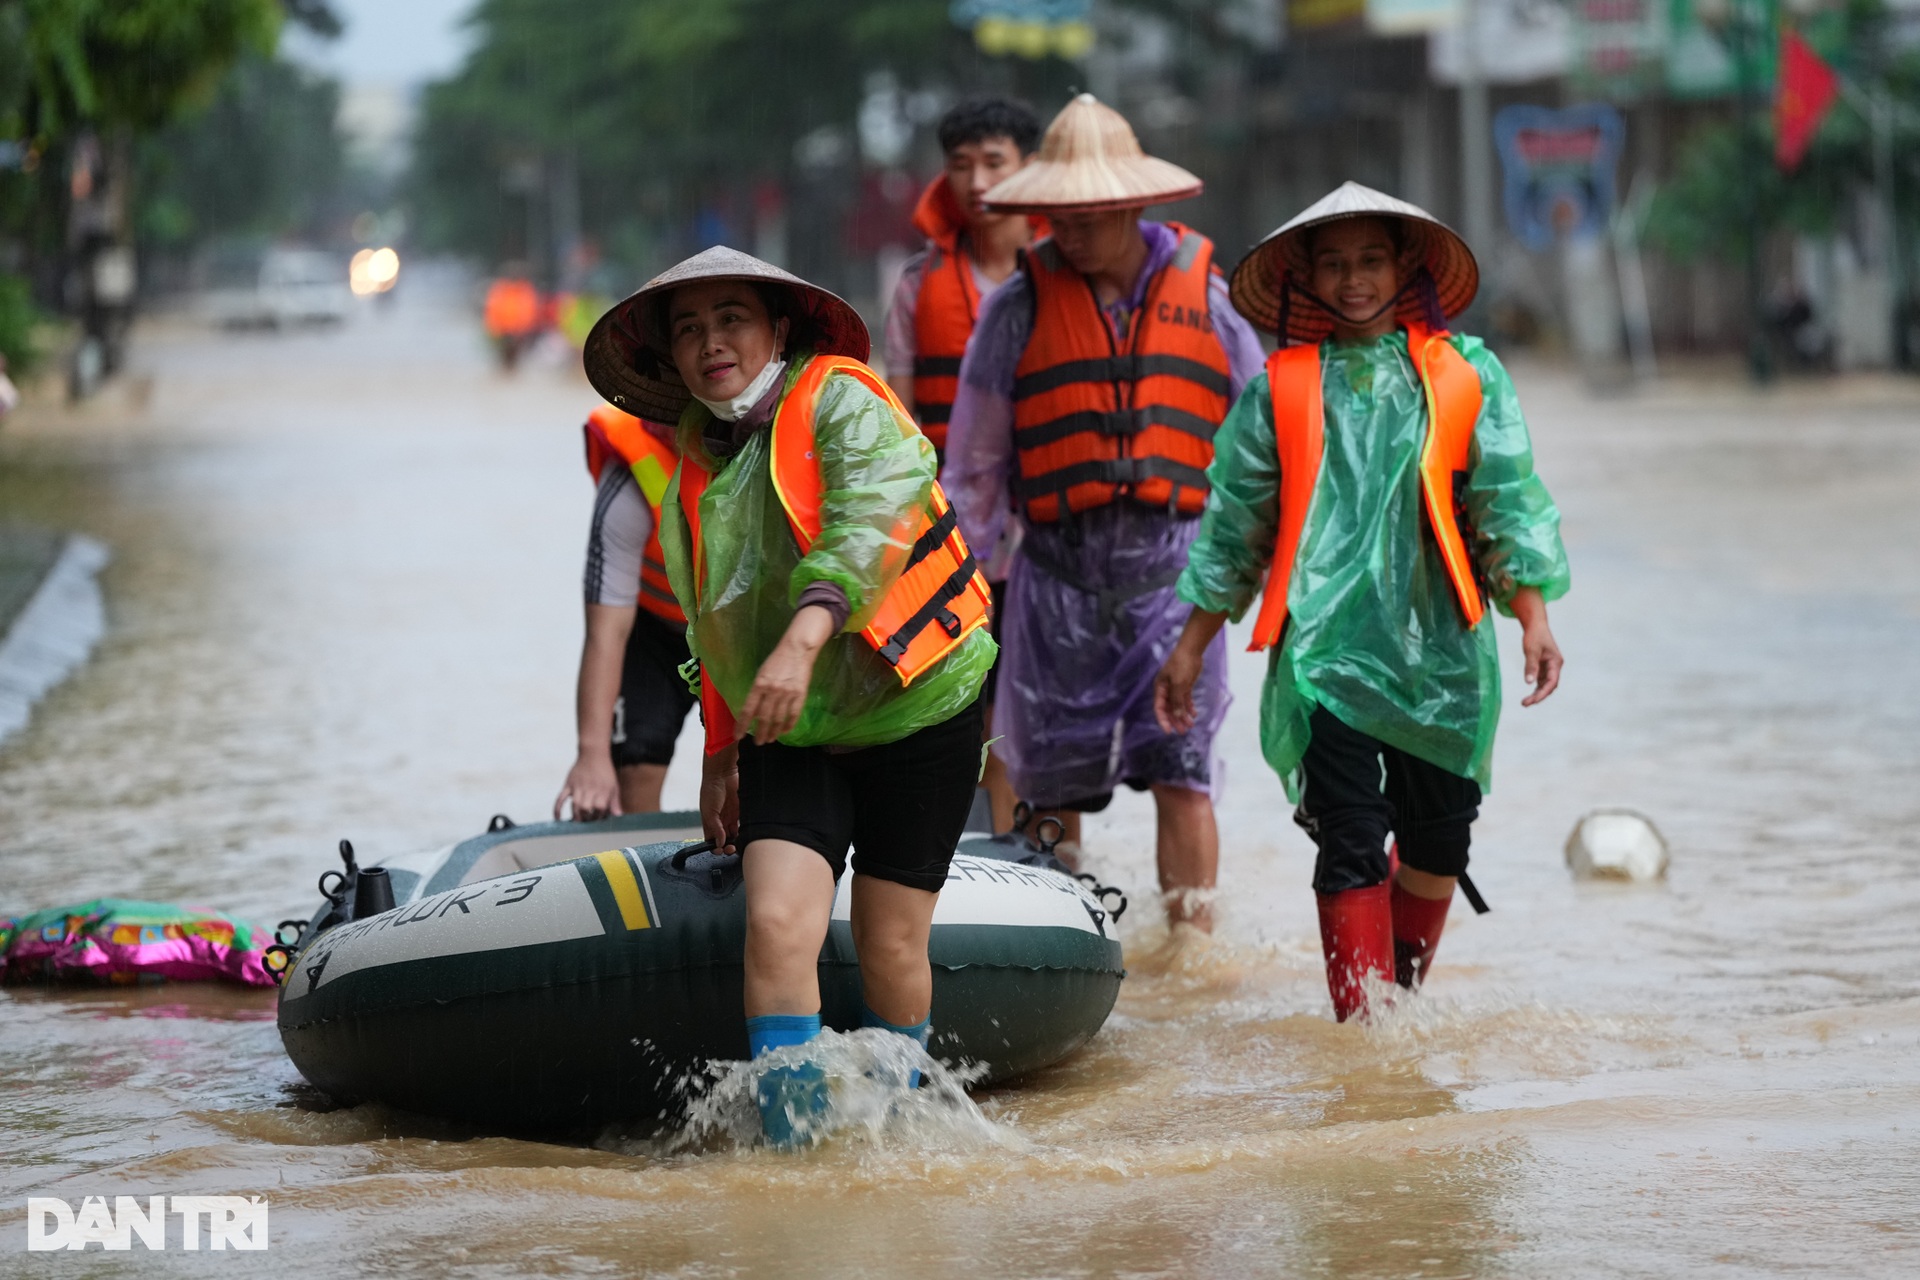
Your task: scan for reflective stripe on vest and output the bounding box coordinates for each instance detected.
[1011,224,1231,522]
[1247,325,1487,652]
[910,245,979,451]
[678,356,992,696]
[584,404,686,624]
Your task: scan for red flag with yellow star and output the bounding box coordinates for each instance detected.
[1775,29,1839,171]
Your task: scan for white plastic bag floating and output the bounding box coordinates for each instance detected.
[1564,809,1669,882]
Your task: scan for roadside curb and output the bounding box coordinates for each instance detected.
[0,528,109,748]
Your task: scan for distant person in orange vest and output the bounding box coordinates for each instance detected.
[483,270,541,370]
[583,247,995,1147]
[943,95,1264,931]
[1155,184,1570,1021]
[884,97,1043,834]
[552,405,696,820]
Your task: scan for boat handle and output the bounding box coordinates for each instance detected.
[668,839,722,870]
[1075,872,1128,922]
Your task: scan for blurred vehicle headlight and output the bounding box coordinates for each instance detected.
[350,247,401,295]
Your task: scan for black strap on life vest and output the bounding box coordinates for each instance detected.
[1012,455,1212,503]
[1014,404,1222,449]
[912,357,964,426]
[1013,353,1230,400]
[905,506,958,570]
[876,552,978,667]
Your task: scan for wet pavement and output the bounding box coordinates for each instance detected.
[2,277,1917,1276]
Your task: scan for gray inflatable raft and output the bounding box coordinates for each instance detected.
[274,812,1124,1132]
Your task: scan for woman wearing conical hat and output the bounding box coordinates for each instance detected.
[1154,183,1571,1021]
[941,94,1265,932]
[585,247,997,1145]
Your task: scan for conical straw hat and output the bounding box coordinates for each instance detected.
[980,94,1202,214]
[584,246,869,422]
[1230,181,1480,344]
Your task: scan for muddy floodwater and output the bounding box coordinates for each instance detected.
[3,279,1918,1277]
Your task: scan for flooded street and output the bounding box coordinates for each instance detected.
[3,282,1918,1277]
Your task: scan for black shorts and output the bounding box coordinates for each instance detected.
[736,698,985,893]
[610,609,698,768]
[1293,707,1481,894]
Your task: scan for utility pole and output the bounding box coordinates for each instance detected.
[1458,0,1496,317]
[1735,0,1774,383]
[1871,89,1905,367]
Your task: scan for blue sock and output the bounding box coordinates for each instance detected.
[747,1013,820,1059]
[861,1005,931,1088]
[746,1013,825,1148]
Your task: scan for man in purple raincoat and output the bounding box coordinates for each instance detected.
[942,95,1264,930]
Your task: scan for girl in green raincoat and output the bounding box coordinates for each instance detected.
[1154,183,1570,1022]
[583,248,996,1142]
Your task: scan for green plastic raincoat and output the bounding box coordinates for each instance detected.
[659,355,995,748]
[1176,331,1569,796]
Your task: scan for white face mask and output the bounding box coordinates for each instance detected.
[693,356,787,422]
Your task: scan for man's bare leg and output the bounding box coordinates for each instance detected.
[1151,782,1218,932]
[981,747,1018,834]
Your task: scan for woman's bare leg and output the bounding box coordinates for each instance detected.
[849,875,940,1026]
[742,839,837,1017]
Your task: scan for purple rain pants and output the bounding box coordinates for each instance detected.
[991,503,1230,811]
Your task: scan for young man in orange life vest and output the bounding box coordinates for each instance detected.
[1155,184,1571,1020]
[942,95,1265,929]
[552,406,697,821]
[884,97,1044,834]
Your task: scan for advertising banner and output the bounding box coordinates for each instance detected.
[1493,102,1626,250]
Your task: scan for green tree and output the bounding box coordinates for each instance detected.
[407,0,1076,286]
[137,51,344,250]
[2,0,283,144]
[1648,2,1920,268]
[0,0,304,370]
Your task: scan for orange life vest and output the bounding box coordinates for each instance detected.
[678,356,992,743]
[1011,223,1232,522]
[483,278,539,337]
[907,177,1046,453]
[910,246,977,455]
[1248,325,1487,652]
[908,177,977,454]
[583,404,686,625]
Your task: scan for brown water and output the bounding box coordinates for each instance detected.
[3,283,1918,1277]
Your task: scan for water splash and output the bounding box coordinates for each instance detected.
[602,1029,1029,1158]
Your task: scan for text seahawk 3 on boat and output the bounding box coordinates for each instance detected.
[269,810,1127,1135]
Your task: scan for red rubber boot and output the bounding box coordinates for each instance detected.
[1315,883,1394,1023]
[1391,880,1453,989]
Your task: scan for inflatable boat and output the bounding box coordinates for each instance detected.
[274,812,1125,1132]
